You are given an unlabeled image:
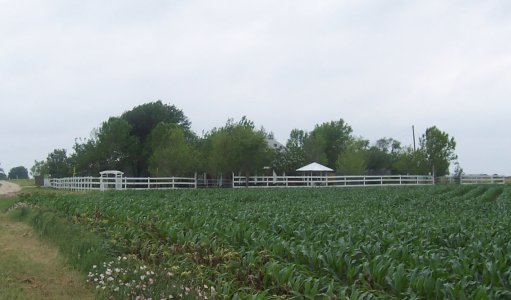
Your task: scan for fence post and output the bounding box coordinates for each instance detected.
[232,172,235,188]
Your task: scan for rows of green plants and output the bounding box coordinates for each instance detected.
[19,185,511,299]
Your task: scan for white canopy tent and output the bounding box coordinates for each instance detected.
[296,162,334,173]
[296,162,333,186]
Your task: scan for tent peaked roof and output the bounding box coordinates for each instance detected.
[296,162,333,172]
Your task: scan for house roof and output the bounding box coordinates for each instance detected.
[266,138,285,150]
[296,162,333,172]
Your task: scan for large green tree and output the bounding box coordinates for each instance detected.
[95,117,140,174]
[366,138,402,175]
[147,123,201,176]
[31,160,49,177]
[206,117,273,178]
[336,138,369,175]
[121,101,191,143]
[419,126,457,178]
[392,147,429,175]
[71,139,101,176]
[303,119,353,168]
[271,129,307,174]
[46,149,72,178]
[120,101,192,176]
[70,118,139,176]
[8,166,29,179]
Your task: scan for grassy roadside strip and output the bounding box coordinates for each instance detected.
[8,196,115,273]
[5,192,204,300]
[0,196,95,300]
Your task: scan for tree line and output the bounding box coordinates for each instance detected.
[0,164,29,180]
[30,101,459,179]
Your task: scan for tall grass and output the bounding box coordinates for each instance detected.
[9,201,114,273]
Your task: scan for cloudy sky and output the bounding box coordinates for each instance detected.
[1,0,510,176]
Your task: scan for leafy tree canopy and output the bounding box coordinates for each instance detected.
[47,149,72,178]
[419,126,457,177]
[121,100,192,144]
[8,166,29,179]
[304,119,353,168]
[119,101,193,176]
[206,117,273,176]
[147,123,202,177]
[336,138,369,175]
[0,164,7,180]
[31,160,49,177]
[95,117,140,175]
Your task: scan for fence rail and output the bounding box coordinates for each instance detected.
[460,175,506,185]
[48,174,506,191]
[49,176,196,191]
[232,175,434,188]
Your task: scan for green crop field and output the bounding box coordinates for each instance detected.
[16,185,511,299]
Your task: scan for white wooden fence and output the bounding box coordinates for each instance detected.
[440,175,506,185]
[49,174,434,190]
[232,175,434,188]
[49,176,196,191]
[48,174,506,191]
[460,175,506,185]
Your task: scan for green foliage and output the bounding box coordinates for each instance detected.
[147,124,201,176]
[68,101,192,177]
[121,100,192,143]
[0,163,6,180]
[336,138,368,175]
[46,149,72,178]
[366,138,402,174]
[95,117,140,174]
[8,166,29,179]
[9,197,114,273]
[120,101,193,176]
[419,126,457,177]
[270,129,307,174]
[72,139,100,176]
[392,147,429,175]
[30,159,49,177]
[39,99,460,179]
[18,186,511,298]
[304,119,353,168]
[206,117,273,176]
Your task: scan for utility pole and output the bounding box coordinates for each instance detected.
[412,125,416,151]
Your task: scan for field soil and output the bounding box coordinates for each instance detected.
[0,183,95,300]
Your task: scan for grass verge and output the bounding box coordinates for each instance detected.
[0,197,95,299]
[8,201,114,274]
[7,179,35,187]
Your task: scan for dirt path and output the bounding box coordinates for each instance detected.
[0,181,22,197]
[0,186,95,299]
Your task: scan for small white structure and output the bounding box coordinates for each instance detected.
[99,170,124,191]
[296,162,334,186]
[297,162,333,173]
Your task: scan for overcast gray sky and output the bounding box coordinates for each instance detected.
[1,0,510,176]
